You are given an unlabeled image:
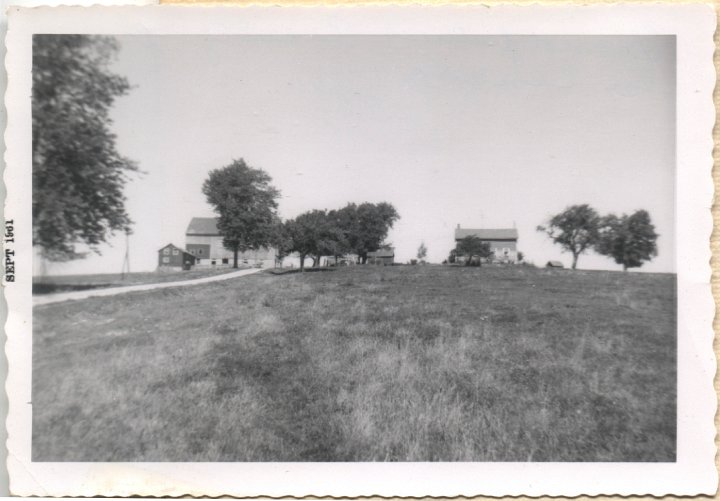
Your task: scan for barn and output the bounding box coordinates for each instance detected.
[366,248,395,266]
[185,217,276,268]
[158,243,197,271]
[454,225,519,263]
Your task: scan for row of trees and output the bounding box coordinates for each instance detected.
[30,35,400,269]
[538,204,658,270]
[203,160,399,270]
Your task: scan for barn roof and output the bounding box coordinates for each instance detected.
[186,217,220,236]
[455,228,518,241]
[367,249,395,258]
[157,243,197,258]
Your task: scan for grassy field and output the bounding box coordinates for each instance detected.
[32,265,676,461]
[32,268,243,295]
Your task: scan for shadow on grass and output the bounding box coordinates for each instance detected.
[267,267,337,276]
[33,283,116,295]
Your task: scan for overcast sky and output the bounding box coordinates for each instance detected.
[39,35,676,275]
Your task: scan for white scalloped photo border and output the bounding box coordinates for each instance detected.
[4,4,716,497]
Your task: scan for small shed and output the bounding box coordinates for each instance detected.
[367,249,395,266]
[158,243,197,271]
[546,260,565,269]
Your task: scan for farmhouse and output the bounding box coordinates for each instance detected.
[454,225,519,263]
[158,243,198,271]
[366,248,395,266]
[185,217,276,268]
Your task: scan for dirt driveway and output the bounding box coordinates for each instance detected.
[33,267,263,306]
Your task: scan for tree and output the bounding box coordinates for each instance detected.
[417,241,428,263]
[270,220,293,268]
[456,236,493,267]
[447,249,457,264]
[202,159,280,268]
[283,218,309,271]
[537,204,600,270]
[33,35,138,261]
[339,202,400,263]
[596,210,658,271]
[284,210,341,270]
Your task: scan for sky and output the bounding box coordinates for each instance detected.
[37,35,676,275]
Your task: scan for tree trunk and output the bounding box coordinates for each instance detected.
[361,254,367,264]
[233,245,239,269]
[465,254,472,266]
[299,254,305,271]
[316,254,322,267]
[623,263,628,271]
[571,252,578,270]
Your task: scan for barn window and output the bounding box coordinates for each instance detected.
[163,248,170,255]
[162,256,170,264]
[172,249,179,255]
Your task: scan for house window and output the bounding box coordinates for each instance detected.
[222,258,229,264]
[172,249,179,255]
[211,260,217,265]
[162,256,170,264]
[163,248,170,255]
[198,249,203,255]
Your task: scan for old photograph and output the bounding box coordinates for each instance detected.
[5,4,716,497]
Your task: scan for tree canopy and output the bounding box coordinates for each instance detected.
[596,210,658,271]
[537,204,600,269]
[283,210,343,270]
[456,236,493,266]
[283,202,399,270]
[338,202,400,263]
[33,35,138,261]
[202,159,280,268]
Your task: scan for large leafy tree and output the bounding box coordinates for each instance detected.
[596,210,658,271]
[338,202,400,263]
[287,210,347,270]
[33,35,138,261]
[537,204,600,270]
[456,236,492,267]
[202,159,280,268]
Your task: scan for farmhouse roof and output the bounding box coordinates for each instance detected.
[158,243,197,258]
[186,217,220,236]
[367,249,395,258]
[454,228,519,241]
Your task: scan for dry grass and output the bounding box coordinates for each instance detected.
[32,265,675,461]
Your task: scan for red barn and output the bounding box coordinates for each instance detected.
[158,243,197,271]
